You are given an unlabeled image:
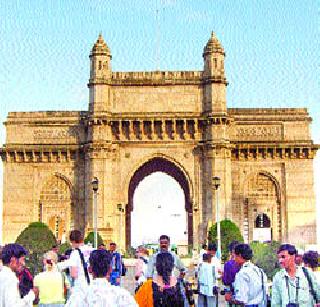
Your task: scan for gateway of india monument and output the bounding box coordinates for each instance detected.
[1,32,318,250]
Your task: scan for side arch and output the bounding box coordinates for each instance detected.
[243,171,282,241]
[38,173,74,241]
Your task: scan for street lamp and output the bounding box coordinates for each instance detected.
[212,176,221,259]
[117,204,124,252]
[92,177,99,249]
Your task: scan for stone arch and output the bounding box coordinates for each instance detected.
[125,156,194,248]
[39,174,74,241]
[243,171,281,241]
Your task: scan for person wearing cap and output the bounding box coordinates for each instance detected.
[226,243,267,307]
[272,244,320,306]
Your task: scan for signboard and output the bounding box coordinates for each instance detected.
[253,228,271,242]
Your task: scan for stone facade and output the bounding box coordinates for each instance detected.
[1,33,318,249]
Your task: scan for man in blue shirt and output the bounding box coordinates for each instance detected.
[108,242,122,286]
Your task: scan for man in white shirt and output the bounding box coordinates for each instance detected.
[62,230,93,307]
[84,249,137,306]
[0,243,38,307]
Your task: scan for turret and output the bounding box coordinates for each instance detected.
[203,31,226,82]
[202,32,227,114]
[88,34,112,113]
[89,33,112,81]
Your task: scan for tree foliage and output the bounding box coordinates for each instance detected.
[251,240,280,279]
[15,222,57,275]
[208,219,243,261]
[84,231,104,246]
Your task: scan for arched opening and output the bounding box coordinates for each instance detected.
[131,172,187,247]
[39,175,73,242]
[126,157,193,249]
[243,172,280,242]
[255,213,271,228]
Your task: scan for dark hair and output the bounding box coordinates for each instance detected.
[1,244,27,265]
[89,250,112,277]
[277,244,297,255]
[208,243,217,252]
[303,251,319,269]
[110,242,116,246]
[234,244,253,260]
[156,252,174,285]
[202,244,207,249]
[202,253,213,262]
[69,230,83,243]
[159,235,170,242]
[228,241,239,253]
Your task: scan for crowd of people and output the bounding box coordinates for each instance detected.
[0,231,320,306]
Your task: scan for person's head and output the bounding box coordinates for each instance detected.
[159,235,170,251]
[109,242,117,252]
[202,253,213,263]
[69,230,83,248]
[277,244,297,271]
[207,243,217,256]
[98,243,106,250]
[1,244,27,273]
[234,244,253,265]
[51,245,58,253]
[202,244,207,250]
[89,249,112,278]
[295,248,304,266]
[137,246,149,257]
[303,251,319,270]
[228,241,239,259]
[156,252,174,285]
[43,250,58,272]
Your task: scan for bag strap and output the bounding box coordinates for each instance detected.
[75,248,90,285]
[302,267,319,303]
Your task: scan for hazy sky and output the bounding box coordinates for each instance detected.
[0,0,319,245]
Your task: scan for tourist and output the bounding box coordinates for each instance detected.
[198,244,207,264]
[272,244,320,306]
[134,246,149,288]
[222,241,240,305]
[303,250,320,282]
[225,243,267,306]
[146,234,185,279]
[61,230,92,307]
[98,243,106,250]
[33,251,65,306]
[0,243,38,306]
[135,252,184,306]
[207,243,222,274]
[109,242,122,286]
[17,265,33,299]
[295,248,304,266]
[83,249,137,306]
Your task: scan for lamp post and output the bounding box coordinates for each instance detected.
[92,177,99,249]
[117,204,124,252]
[212,176,221,259]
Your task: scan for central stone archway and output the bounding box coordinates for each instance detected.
[126,157,193,248]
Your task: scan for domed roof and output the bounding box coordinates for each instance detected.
[203,31,225,56]
[90,33,111,57]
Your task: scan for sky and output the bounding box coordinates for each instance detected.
[0,0,319,245]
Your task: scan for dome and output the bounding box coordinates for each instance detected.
[203,31,225,56]
[90,33,111,57]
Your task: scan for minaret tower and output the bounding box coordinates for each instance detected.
[88,33,112,113]
[203,31,227,114]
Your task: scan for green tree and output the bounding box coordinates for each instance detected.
[58,242,72,254]
[208,219,243,261]
[15,222,57,275]
[84,231,104,246]
[251,240,280,279]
